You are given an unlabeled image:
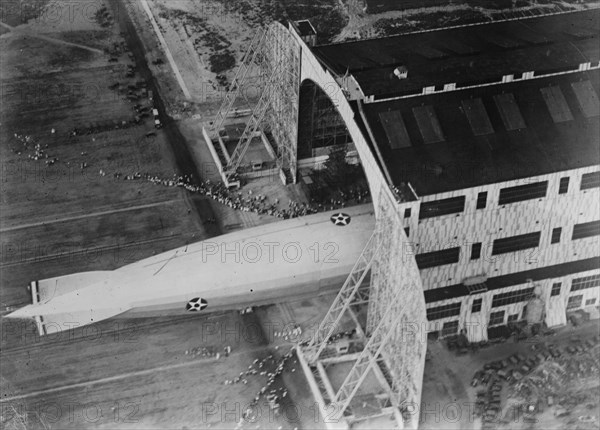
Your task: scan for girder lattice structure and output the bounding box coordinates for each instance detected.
[211,22,300,184]
[367,188,427,424]
[300,185,427,429]
[224,64,285,178]
[211,29,266,135]
[261,22,301,183]
[304,230,381,362]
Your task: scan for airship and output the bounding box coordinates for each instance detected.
[6,204,375,335]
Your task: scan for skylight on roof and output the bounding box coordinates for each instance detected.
[462,98,494,136]
[379,110,411,149]
[540,86,574,123]
[571,80,600,118]
[413,105,444,144]
[494,93,526,130]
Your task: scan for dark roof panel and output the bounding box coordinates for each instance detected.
[314,10,599,98]
[413,105,445,144]
[379,110,411,149]
[540,86,574,123]
[461,98,495,136]
[493,93,527,130]
[571,80,600,118]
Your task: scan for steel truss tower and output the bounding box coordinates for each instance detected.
[211,23,300,184]
[299,186,427,429]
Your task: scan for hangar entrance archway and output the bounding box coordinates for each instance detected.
[297,79,353,160]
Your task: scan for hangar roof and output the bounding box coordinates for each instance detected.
[314,10,599,99]
[313,11,600,196]
[359,69,600,195]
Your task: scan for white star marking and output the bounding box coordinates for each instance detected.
[330,213,351,226]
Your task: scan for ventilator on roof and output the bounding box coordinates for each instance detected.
[394,66,408,80]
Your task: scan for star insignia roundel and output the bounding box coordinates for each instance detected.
[186,297,208,311]
[330,213,351,226]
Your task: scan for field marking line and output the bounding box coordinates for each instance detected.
[0,199,180,233]
[0,21,104,54]
[138,0,192,100]
[0,358,210,402]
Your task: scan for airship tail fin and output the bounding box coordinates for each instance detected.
[32,307,128,336]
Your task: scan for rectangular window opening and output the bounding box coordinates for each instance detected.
[581,172,600,190]
[476,192,487,210]
[492,232,541,255]
[571,275,600,292]
[559,177,570,194]
[416,247,461,269]
[551,282,562,297]
[491,287,534,308]
[498,181,548,205]
[419,196,466,220]
[489,310,505,326]
[441,320,459,337]
[572,221,600,241]
[427,302,462,321]
[551,227,562,244]
[567,295,583,310]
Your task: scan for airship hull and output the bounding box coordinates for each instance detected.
[8,204,376,335]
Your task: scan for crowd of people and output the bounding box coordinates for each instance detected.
[119,171,371,220]
[11,133,57,164]
[238,348,297,425]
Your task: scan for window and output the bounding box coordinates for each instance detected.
[558,177,570,194]
[471,298,482,313]
[427,302,462,321]
[491,287,534,308]
[572,220,600,240]
[404,227,410,237]
[551,227,562,244]
[471,242,482,260]
[419,196,466,220]
[492,232,541,255]
[498,181,548,205]
[489,311,505,326]
[581,171,600,190]
[567,295,583,310]
[404,208,412,218]
[476,192,487,209]
[441,320,459,337]
[585,298,597,306]
[551,282,562,297]
[507,313,520,323]
[416,247,461,269]
[571,275,600,292]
